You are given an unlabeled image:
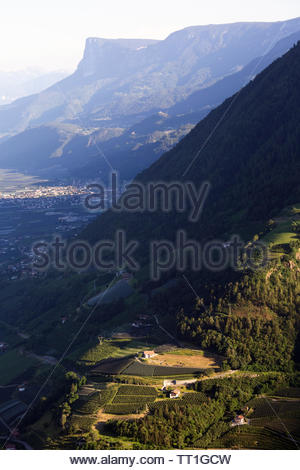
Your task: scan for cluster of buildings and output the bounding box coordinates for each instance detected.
[0,184,89,205]
[0,189,98,279]
[231,414,247,426]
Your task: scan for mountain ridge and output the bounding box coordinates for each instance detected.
[1,28,300,182]
[82,39,300,259]
[1,17,300,136]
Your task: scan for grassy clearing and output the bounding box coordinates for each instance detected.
[166,348,205,356]
[80,339,156,365]
[260,205,300,258]
[263,221,296,246]
[147,349,222,369]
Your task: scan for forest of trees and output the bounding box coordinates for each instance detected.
[107,374,292,449]
[176,261,300,371]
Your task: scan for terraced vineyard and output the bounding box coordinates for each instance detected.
[121,360,206,377]
[116,385,157,396]
[73,387,117,416]
[250,397,300,419]
[89,357,134,376]
[215,426,297,449]
[104,384,158,415]
[80,339,157,366]
[273,387,300,398]
[113,395,155,404]
[150,398,191,411]
[182,392,209,404]
[104,403,147,415]
[90,357,207,378]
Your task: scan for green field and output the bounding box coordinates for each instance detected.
[166,348,205,356]
[263,221,296,246]
[261,205,300,257]
[80,339,156,365]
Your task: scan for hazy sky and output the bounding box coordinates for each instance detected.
[1,0,299,72]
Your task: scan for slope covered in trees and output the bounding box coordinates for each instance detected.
[81,42,300,372]
[83,40,300,251]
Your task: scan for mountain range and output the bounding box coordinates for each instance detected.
[0,18,300,451]
[1,18,300,183]
[83,37,300,260]
[0,69,68,106]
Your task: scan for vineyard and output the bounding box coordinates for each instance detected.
[182,392,209,404]
[73,387,117,416]
[149,391,209,411]
[113,395,156,404]
[273,387,300,398]
[80,339,157,366]
[104,384,158,415]
[116,385,157,396]
[249,397,300,419]
[104,403,147,415]
[121,360,205,377]
[89,357,134,376]
[215,426,296,449]
[150,399,187,410]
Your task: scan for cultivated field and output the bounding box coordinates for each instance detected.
[80,338,157,366]
[103,384,158,415]
[146,348,223,369]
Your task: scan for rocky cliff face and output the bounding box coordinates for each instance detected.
[2,18,300,136]
[76,37,158,78]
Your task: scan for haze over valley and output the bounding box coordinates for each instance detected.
[0,2,300,455]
